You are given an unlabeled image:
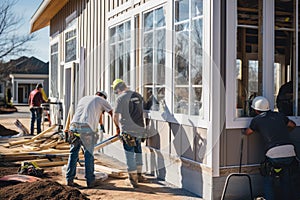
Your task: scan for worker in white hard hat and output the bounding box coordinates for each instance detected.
[244,96,297,200]
[112,79,147,188]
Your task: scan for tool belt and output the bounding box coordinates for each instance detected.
[67,130,81,144]
[18,161,44,177]
[260,157,298,177]
[121,133,136,147]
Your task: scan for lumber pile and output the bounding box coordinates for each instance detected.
[0,125,73,167]
[1,125,126,179]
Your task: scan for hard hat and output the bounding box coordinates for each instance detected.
[97,91,107,99]
[251,96,270,111]
[112,79,124,90]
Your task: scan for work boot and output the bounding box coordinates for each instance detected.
[87,180,102,188]
[137,165,148,183]
[124,172,138,188]
[67,180,74,186]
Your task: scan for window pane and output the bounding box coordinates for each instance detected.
[50,43,59,97]
[236,0,260,118]
[110,44,116,82]
[109,20,131,95]
[118,24,124,40]
[143,7,166,111]
[156,7,166,27]
[175,23,189,85]
[191,0,203,17]
[118,43,124,78]
[156,29,165,85]
[274,0,295,116]
[65,34,76,63]
[143,32,153,85]
[191,18,203,116]
[174,0,189,22]
[144,11,153,31]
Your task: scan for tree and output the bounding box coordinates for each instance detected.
[0,0,35,60]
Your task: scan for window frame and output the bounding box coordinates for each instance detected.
[64,12,78,66]
[141,6,167,113]
[50,38,59,98]
[172,0,209,127]
[226,0,300,128]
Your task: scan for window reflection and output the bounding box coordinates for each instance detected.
[143,7,166,111]
[174,0,203,116]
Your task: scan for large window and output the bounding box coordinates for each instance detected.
[227,0,300,127]
[142,7,166,111]
[109,20,131,94]
[50,43,59,97]
[235,0,298,118]
[174,0,203,117]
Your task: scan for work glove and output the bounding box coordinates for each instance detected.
[100,124,105,133]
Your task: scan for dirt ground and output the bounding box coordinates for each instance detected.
[0,109,200,200]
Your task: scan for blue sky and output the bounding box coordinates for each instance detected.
[12,0,49,62]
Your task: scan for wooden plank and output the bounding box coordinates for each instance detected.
[8,125,56,146]
[94,164,127,178]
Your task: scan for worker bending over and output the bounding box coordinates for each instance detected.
[66,91,112,188]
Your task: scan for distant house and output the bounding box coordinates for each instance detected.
[0,56,49,104]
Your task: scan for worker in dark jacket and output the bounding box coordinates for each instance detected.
[28,83,45,135]
[244,96,297,200]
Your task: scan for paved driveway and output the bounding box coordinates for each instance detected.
[0,105,30,119]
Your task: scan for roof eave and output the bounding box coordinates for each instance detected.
[30,0,69,33]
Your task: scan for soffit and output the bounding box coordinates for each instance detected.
[30,0,69,33]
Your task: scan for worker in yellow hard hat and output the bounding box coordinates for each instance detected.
[112,79,147,188]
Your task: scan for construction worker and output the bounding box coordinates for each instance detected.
[244,96,297,200]
[112,79,147,188]
[66,91,112,188]
[28,83,45,135]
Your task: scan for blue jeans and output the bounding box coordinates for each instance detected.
[264,157,296,200]
[30,107,42,134]
[122,134,143,172]
[66,125,95,186]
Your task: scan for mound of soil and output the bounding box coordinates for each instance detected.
[0,124,18,136]
[0,106,17,114]
[0,180,89,200]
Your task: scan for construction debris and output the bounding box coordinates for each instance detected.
[1,125,71,168]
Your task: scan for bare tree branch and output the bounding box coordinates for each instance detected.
[0,0,36,60]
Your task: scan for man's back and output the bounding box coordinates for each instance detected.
[72,95,112,132]
[115,90,145,133]
[249,111,291,150]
